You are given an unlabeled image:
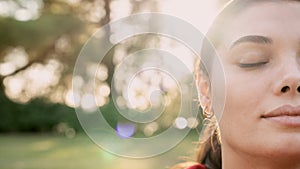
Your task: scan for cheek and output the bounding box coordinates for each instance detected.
[218,73,266,147]
[222,73,261,121]
[222,67,271,118]
[220,82,255,136]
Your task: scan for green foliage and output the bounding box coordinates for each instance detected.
[0,9,86,133]
[0,14,84,52]
[0,96,82,133]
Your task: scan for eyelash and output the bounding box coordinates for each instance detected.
[238,61,268,68]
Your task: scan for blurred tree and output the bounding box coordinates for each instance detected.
[0,0,159,132]
[0,0,160,104]
[0,0,211,135]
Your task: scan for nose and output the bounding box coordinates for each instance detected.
[274,61,300,96]
[279,80,300,94]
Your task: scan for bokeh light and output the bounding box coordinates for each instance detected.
[116,123,136,139]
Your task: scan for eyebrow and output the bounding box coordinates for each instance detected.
[230,35,273,49]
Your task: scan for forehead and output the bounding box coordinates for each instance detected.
[221,1,300,48]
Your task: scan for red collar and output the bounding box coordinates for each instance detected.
[186,164,207,169]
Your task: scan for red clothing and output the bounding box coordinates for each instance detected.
[186,164,207,169]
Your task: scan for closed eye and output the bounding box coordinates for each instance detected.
[238,61,268,68]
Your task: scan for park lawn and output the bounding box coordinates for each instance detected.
[0,132,198,169]
[0,133,115,169]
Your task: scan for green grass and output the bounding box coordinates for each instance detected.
[0,132,199,169]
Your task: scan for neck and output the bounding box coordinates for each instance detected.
[222,144,300,169]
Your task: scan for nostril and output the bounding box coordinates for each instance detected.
[281,86,290,93]
[298,86,300,93]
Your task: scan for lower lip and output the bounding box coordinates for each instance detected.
[263,115,300,127]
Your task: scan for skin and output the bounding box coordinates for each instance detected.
[201,2,300,169]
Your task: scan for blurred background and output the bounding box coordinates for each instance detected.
[0,0,229,169]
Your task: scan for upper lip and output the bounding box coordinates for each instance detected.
[262,105,300,118]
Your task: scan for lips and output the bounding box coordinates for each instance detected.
[262,105,300,117]
[262,105,300,127]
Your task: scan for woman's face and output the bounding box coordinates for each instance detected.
[217,1,300,160]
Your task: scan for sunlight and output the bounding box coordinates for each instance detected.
[25,61,61,91]
[87,62,109,82]
[0,1,17,17]
[95,84,110,107]
[159,0,218,34]
[81,93,97,112]
[55,36,72,54]
[97,84,110,97]
[159,37,197,73]
[88,0,106,23]
[3,59,63,103]
[3,76,24,97]
[65,90,81,108]
[0,63,16,76]
[174,117,188,129]
[66,0,81,5]
[15,9,33,21]
[73,76,84,89]
[113,46,127,66]
[0,0,220,137]
[96,64,108,81]
[0,0,44,21]
[116,96,126,108]
[19,0,43,19]
[95,95,106,107]
[143,122,159,137]
[110,0,132,21]
[0,47,29,76]
[107,1,218,113]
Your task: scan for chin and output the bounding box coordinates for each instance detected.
[262,134,300,158]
